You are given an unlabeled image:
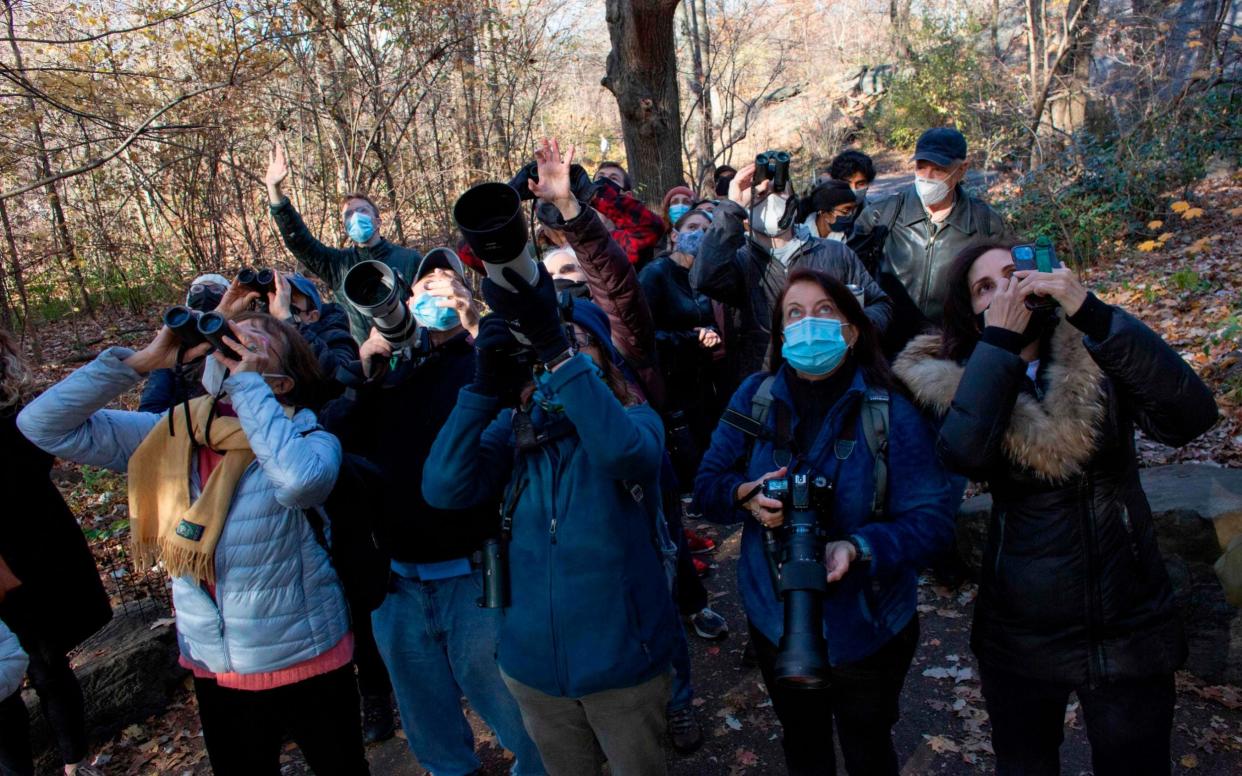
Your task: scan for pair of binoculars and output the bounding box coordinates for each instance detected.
[162,306,240,359]
[238,267,276,295]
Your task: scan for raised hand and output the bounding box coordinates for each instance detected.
[528,138,581,220]
[1014,267,1088,317]
[122,326,211,375]
[423,269,480,338]
[983,275,1033,335]
[267,271,294,322]
[728,163,763,209]
[265,143,290,203]
[214,278,260,320]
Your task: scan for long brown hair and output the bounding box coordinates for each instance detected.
[939,241,1018,362]
[768,269,893,390]
[233,312,326,409]
[0,329,33,411]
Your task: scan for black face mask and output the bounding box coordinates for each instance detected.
[554,277,592,300]
[830,215,855,234]
[187,287,224,313]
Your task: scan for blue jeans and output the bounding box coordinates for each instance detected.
[372,571,546,776]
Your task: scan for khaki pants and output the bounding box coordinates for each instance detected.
[501,669,671,776]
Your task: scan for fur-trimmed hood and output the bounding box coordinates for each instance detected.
[893,320,1106,482]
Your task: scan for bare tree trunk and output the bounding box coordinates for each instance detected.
[686,0,715,193]
[602,0,685,200]
[1026,0,1099,168]
[0,198,36,354]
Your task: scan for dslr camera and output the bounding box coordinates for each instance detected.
[762,473,835,689]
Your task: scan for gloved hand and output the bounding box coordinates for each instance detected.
[569,163,595,204]
[481,264,569,363]
[472,314,531,405]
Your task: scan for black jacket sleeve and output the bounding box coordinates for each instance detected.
[1076,298,1218,446]
[269,197,352,288]
[690,200,748,308]
[837,242,894,335]
[300,320,361,386]
[936,340,1027,481]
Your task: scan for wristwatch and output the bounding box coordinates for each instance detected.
[846,534,873,565]
[542,346,576,372]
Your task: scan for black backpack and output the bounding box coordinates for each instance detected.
[305,453,390,616]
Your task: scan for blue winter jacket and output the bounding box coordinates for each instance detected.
[423,354,678,698]
[17,348,350,675]
[694,365,958,664]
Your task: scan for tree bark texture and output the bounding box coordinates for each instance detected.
[602,0,685,201]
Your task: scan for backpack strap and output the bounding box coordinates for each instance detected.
[860,389,890,521]
[718,374,781,468]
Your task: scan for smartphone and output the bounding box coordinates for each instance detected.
[1012,236,1062,310]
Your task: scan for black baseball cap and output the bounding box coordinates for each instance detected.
[913,128,967,167]
[416,247,467,281]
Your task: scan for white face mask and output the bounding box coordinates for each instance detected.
[914,170,956,208]
[201,357,229,396]
[751,193,791,237]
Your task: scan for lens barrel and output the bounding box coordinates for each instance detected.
[454,182,538,292]
[343,260,417,348]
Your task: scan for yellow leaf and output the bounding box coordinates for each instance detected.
[1157,232,1174,242]
[1147,220,1163,230]
[1182,207,1205,220]
[1187,40,1202,49]
[1136,240,1159,252]
[1171,201,1191,213]
[1229,206,1242,217]
[1181,753,1199,768]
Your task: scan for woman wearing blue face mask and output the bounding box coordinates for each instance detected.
[694,269,959,776]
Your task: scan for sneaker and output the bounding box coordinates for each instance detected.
[692,556,711,578]
[362,693,396,744]
[667,705,704,754]
[684,528,716,555]
[689,607,729,640]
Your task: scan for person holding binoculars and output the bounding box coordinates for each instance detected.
[264,142,421,344]
[893,243,1218,776]
[16,314,370,775]
[694,269,958,776]
[691,151,894,381]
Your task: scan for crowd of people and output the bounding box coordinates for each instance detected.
[0,124,1219,776]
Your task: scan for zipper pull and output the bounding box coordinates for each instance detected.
[549,517,558,544]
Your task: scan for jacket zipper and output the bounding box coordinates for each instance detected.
[921,223,942,308]
[543,448,567,694]
[1118,505,1146,579]
[1082,472,1106,685]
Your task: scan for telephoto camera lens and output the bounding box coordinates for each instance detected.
[454,182,538,293]
[343,260,417,349]
[196,311,241,360]
[770,473,832,689]
[163,305,205,347]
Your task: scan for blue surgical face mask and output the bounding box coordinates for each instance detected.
[675,228,705,257]
[781,317,850,376]
[668,203,691,224]
[411,293,460,331]
[346,212,375,244]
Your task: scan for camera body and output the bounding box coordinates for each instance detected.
[1012,237,1062,311]
[753,150,792,195]
[762,473,834,689]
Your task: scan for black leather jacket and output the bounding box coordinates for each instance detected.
[852,184,1009,352]
[896,298,1217,686]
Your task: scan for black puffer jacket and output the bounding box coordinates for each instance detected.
[893,296,1217,686]
[691,200,893,378]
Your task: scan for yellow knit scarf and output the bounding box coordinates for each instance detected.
[128,396,255,584]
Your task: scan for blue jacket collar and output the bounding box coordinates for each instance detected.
[768,363,869,466]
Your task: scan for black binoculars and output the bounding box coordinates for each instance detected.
[237,267,276,295]
[163,306,240,360]
[754,150,792,194]
[763,473,834,689]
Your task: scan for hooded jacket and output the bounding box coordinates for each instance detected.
[893,298,1218,685]
[269,197,422,344]
[694,364,958,663]
[297,302,359,386]
[422,339,677,697]
[18,350,349,676]
[691,200,893,378]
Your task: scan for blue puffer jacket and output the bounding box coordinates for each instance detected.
[694,365,959,665]
[17,348,349,675]
[423,354,678,698]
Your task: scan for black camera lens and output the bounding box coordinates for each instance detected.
[454,182,538,293]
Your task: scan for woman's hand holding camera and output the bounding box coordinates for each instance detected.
[482,264,569,363]
[123,326,211,375]
[472,315,529,405]
[983,275,1032,334]
[1014,267,1088,316]
[736,466,788,529]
